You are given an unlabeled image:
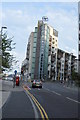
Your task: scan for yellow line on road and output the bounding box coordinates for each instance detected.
[23,86,49,120]
[23,87,45,120]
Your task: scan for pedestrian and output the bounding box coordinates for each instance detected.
[13,75,16,88]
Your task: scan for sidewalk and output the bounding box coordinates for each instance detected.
[0,80,24,112]
[57,80,79,91]
[47,79,79,91]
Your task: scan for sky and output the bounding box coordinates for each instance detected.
[0,2,78,74]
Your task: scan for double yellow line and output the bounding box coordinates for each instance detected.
[23,86,49,120]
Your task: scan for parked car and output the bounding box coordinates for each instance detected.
[32,79,42,88]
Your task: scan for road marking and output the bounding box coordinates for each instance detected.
[52,91,61,96]
[27,86,31,90]
[23,85,31,90]
[44,88,61,96]
[23,86,49,120]
[24,87,45,120]
[66,97,80,104]
[24,91,39,118]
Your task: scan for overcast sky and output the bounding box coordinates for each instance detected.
[0,2,78,74]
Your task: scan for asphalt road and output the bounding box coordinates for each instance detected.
[1,80,80,120]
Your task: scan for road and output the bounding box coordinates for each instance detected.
[1,80,80,120]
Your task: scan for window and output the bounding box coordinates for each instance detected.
[33,43,36,47]
[32,57,35,62]
[31,68,34,73]
[33,48,36,52]
[34,32,37,38]
[33,53,35,57]
[34,38,37,43]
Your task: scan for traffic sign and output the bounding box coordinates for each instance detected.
[14,70,17,75]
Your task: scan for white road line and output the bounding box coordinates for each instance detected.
[52,91,61,96]
[66,97,80,104]
[44,88,50,91]
[44,88,61,96]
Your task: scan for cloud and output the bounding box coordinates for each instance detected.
[10,51,25,73]
[45,6,78,56]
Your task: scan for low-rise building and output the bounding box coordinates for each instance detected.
[48,48,76,81]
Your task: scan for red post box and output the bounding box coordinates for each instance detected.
[16,76,19,86]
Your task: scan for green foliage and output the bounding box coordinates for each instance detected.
[72,70,80,86]
[0,32,17,72]
[71,70,78,81]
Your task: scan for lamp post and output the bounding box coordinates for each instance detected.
[0,26,7,53]
[0,26,7,41]
[1,26,7,36]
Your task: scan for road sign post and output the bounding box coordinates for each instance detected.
[14,70,17,75]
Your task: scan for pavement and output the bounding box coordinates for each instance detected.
[0,80,24,120]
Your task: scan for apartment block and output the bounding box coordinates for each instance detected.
[22,18,77,81]
[24,20,58,80]
[48,48,76,81]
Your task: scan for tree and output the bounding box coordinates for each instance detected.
[0,31,18,72]
[72,70,80,87]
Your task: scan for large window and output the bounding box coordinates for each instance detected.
[32,58,35,62]
[33,48,36,52]
[34,38,37,43]
[33,43,36,47]
[34,32,37,38]
[32,63,35,68]
[32,53,36,57]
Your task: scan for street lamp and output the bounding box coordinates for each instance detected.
[1,26,7,36]
[0,26,7,41]
[0,26,7,51]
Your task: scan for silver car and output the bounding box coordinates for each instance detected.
[32,80,42,88]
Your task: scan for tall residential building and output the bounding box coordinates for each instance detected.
[24,18,77,81]
[26,20,58,80]
[78,2,80,74]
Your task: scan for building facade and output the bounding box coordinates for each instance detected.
[48,47,76,81]
[78,2,80,74]
[25,20,58,80]
[23,18,77,81]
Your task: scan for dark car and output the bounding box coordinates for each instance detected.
[32,80,42,88]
